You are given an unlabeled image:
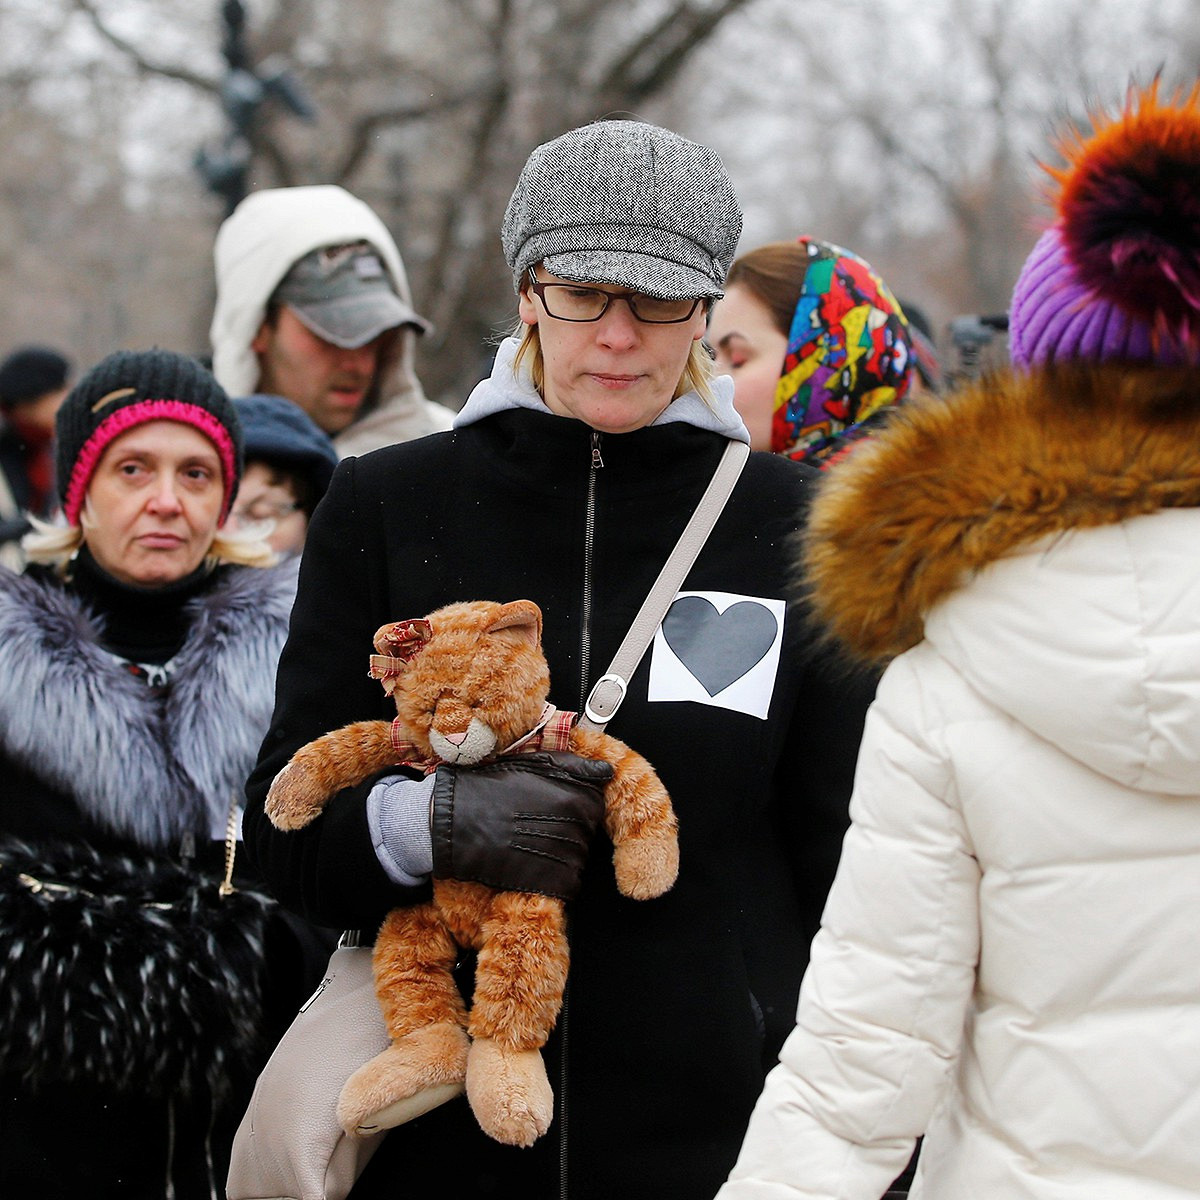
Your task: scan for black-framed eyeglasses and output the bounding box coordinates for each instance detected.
[527,268,711,324]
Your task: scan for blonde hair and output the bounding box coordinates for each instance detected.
[509,282,717,408]
[22,510,277,575]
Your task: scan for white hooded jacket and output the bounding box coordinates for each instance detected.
[210,184,452,457]
[719,366,1200,1200]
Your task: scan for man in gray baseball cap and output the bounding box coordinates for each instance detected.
[211,184,452,455]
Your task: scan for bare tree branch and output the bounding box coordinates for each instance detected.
[777,11,981,234]
[850,106,980,233]
[71,0,219,92]
[332,82,505,182]
[420,0,516,341]
[252,130,299,188]
[599,0,753,101]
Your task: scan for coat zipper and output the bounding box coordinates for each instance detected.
[558,978,572,1200]
[561,428,603,1199]
[578,429,604,704]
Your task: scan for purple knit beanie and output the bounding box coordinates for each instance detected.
[1009,79,1200,370]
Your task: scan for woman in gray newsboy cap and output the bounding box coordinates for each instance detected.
[243,119,873,1200]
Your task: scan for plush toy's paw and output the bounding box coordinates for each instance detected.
[613,828,679,899]
[465,1036,553,1147]
[265,760,328,831]
[337,1021,469,1137]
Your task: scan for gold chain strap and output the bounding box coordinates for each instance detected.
[219,796,239,897]
[7,802,244,904]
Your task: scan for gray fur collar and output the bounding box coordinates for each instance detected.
[0,562,297,847]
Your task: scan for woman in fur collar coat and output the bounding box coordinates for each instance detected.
[719,81,1200,1200]
[0,350,325,1200]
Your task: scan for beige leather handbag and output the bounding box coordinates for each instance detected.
[226,933,390,1200]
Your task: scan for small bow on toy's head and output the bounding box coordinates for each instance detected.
[368,618,433,695]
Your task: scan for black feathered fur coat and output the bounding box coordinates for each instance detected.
[0,558,327,1200]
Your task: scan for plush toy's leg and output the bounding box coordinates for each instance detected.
[464,892,568,1147]
[337,903,469,1137]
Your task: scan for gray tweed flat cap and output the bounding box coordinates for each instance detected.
[501,120,742,300]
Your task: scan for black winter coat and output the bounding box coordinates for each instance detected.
[244,409,875,1199]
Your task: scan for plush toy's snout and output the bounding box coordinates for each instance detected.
[429,718,497,765]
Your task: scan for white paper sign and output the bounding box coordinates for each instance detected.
[647,591,786,720]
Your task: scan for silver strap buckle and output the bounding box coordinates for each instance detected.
[584,673,628,726]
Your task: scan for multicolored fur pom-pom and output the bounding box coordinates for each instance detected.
[1047,79,1200,342]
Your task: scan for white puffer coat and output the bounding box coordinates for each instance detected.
[719,365,1200,1200]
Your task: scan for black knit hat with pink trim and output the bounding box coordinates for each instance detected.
[56,349,244,525]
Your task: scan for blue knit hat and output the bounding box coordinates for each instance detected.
[0,345,70,409]
[232,394,339,500]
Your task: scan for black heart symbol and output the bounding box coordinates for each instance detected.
[661,597,779,697]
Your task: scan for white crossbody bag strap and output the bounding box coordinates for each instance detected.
[580,439,750,732]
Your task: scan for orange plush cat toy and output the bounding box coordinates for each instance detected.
[265,599,678,1148]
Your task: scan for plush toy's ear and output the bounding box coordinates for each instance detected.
[485,600,542,648]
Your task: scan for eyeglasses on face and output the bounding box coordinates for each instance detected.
[232,496,301,523]
[526,268,712,324]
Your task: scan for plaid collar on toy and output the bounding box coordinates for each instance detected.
[389,702,577,773]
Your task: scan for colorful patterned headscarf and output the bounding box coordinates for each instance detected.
[772,237,914,463]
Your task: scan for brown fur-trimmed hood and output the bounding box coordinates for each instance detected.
[802,364,1200,665]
